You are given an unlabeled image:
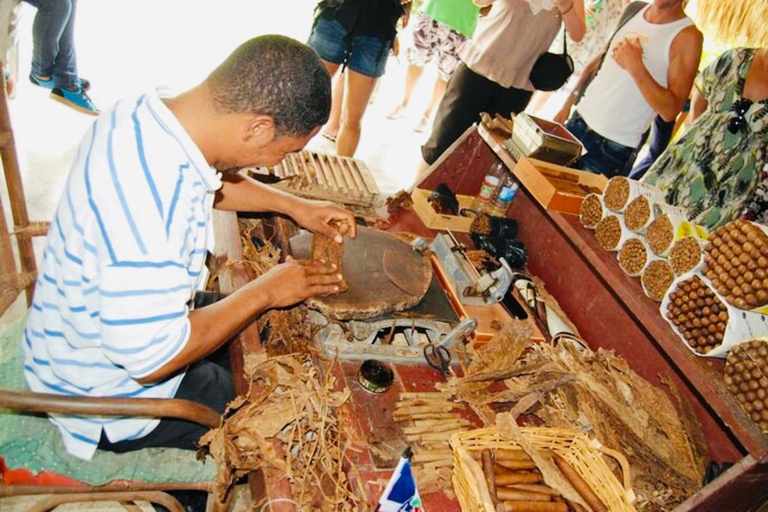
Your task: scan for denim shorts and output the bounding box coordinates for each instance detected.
[566,112,637,178]
[308,18,392,78]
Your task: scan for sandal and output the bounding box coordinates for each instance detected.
[320,131,337,143]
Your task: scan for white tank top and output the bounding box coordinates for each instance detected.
[575,5,694,148]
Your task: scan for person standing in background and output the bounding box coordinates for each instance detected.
[528,0,629,115]
[416,0,586,178]
[22,0,98,115]
[386,0,480,133]
[642,47,768,229]
[553,0,702,178]
[308,0,410,157]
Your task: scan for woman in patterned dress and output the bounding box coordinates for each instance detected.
[642,47,768,229]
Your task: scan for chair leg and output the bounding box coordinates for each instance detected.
[24,490,185,512]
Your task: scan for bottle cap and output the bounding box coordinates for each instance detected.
[483,175,500,186]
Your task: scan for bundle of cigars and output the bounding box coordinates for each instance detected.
[475,448,607,512]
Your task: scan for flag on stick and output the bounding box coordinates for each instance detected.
[376,447,424,512]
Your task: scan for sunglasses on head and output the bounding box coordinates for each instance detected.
[728,98,753,135]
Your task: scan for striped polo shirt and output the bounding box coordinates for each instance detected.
[23,90,222,460]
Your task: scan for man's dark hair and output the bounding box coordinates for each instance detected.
[207,35,331,137]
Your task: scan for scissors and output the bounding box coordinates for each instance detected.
[424,344,451,377]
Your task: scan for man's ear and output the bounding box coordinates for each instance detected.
[244,114,276,145]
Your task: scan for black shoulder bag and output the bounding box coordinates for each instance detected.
[530,30,574,92]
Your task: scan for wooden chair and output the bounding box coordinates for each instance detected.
[0,67,229,512]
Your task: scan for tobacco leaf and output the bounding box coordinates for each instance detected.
[198,354,361,510]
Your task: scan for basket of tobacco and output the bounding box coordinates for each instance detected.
[451,419,636,512]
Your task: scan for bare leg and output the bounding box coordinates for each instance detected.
[415,76,447,131]
[324,70,344,139]
[336,69,378,157]
[387,64,425,119]
[527,91,553,115]
[402,64,425,108]
[423,76,447,119]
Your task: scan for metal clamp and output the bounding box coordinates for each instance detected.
[437,317,478,348]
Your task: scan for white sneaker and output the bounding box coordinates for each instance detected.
[414,115,430,133]
[386,105,407,120]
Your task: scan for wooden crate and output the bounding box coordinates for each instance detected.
[411,188,475,233]
[512,156,608,216]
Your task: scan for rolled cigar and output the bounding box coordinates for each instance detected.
[496,472,543,486]
[502,484,561,496]
[552,455,607,512]
[494,449,534,461]
[496,459,539,471]
[482,449,498,505]
[496,489,552,502]
[565,499,589,512]
[498,501,568,512]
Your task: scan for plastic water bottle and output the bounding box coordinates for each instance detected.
[472,162,504,213]
[490,176,518,217]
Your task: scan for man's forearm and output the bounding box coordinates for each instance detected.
[137,283,273,384]
[214,171,300,215]
[628,65,684,122]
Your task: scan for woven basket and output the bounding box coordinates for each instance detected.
[451,427,636,512]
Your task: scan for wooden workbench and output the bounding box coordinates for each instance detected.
[410,125,768,511]
[214,124,768,510]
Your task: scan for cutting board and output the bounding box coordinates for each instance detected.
[290,227,433,320]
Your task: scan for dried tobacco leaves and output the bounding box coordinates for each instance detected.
[198,354,362,510]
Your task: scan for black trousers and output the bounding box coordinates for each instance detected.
[422,62,533,165]
[98,345,235,452]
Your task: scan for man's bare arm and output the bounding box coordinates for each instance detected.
[614,26,702,121]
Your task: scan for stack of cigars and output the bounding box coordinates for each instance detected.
[477,448,607,512]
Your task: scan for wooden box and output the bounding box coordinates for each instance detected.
[512,155,608,216]
[411,188,475,233]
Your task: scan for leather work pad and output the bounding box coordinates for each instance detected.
[290,227,433,320]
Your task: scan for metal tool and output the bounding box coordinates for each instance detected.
[313,310,477,364]
[412,233,513,306]
[423,316,478,376]
[424,344,451,376]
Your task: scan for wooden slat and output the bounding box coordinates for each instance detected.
[317,153,340,191]
[354,160,379,196]
[308,153,327,190]
[337,157,362,197]
[343,157,367,195]
[286,154,299,176]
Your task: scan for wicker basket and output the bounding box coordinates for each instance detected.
[451,427,636,512]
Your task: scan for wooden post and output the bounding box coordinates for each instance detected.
[0,63,37,305]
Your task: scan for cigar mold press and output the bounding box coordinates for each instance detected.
[292,227,479,364]
[411,232,514,306]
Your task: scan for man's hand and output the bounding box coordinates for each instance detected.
[253,258,343,309]
[612,37,645,73]
[291,198,357,243]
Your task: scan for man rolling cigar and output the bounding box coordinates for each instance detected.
[23,35,356,461]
